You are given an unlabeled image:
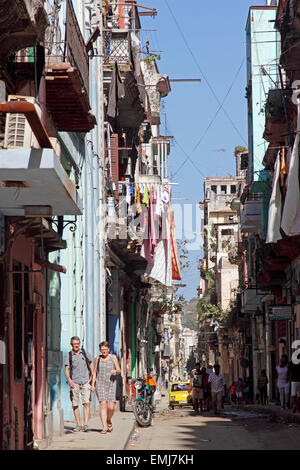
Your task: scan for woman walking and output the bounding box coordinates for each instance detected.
[91,341,121,434]
[275,356,289,410]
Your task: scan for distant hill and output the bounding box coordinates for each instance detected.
[183,298,198,331]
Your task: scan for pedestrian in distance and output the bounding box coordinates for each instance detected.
[205,364,213,410]
[64,336,94,432]
[275,355,290,410]
[144,368,158,407]
[235,378,244,405]
[201,366,210,411]
[91,341,121,434]
[188,362,204,414]
[208,364,226,416]
[257,370,268,405]
[230,382,236,404]
[288,357,300,413]
[145,368,157,393]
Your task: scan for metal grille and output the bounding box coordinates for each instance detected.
[104,31,130,64]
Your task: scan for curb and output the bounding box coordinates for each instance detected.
[123,418,138,450]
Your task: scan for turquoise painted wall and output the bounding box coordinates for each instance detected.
[246,7,278,182]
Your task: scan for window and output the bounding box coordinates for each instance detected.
[220,185,227,194]
[171,383,189,392]
[221,229,234,236]
[231,185,236,194]
[211,185,217,193]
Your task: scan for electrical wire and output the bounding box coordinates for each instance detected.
[164,0,247,147]
[171,57,246,179]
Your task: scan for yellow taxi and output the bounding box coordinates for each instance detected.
[168,381,193,409]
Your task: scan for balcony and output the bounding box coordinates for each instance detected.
[103,30,146,129]
[0,148,82,216]
[241,197,262,233]
[276,0,300,79]
[10,216,67,253]
[0,0,48,63]
[141,59,171,125]
[104,30,131,66]
[44,0,96,132]
[0,96,81,216]
[263,89,287,143]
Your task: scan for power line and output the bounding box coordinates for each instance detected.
[172,57,246,178]
[164,0,247,147]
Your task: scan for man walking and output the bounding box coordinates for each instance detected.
[288,358,300,413]
[208,364,226,415]
[65,336,94,432]
[188,362,204,414]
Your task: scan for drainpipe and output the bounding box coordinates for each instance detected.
[96,3,106,343]
[88,1,101,358]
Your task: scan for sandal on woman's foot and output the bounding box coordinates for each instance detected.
[100,429,108,434]
[107,424,113,432]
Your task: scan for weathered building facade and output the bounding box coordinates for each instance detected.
[198,150,249,388]
[0,0,181,450]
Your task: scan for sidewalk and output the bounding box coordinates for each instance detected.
[45,404,136,451]
[44,391,170,451]
[226,401,300,425]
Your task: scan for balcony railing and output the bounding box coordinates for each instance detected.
[103,31,131,65]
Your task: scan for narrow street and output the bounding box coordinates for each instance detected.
[3,0,300,452]
[126,396,300,451]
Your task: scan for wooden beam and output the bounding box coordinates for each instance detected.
[138,11,157,16]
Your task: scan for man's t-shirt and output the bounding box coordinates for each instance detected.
[65,349,92,385]
[289,361,300,382]
[208,372,225,393]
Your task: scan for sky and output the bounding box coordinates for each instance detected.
[141,0,268,301]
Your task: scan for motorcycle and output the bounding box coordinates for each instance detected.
[132,377,155,427]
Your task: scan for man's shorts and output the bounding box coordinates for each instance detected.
[291,381,300,397]
[236,391,243,398]
[70,382,91,406]
[192,387,204,400]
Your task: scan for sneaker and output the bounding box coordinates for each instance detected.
[82,425,88,432]
[73,425,81,432]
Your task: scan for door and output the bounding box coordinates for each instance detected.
[24,302,34,449]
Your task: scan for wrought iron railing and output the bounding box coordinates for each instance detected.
[103,31,130,65]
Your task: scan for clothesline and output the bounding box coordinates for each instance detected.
[119,180,179,185]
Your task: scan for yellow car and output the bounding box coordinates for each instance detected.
[168,381,193,409]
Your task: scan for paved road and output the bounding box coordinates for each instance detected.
[127,403,300,450]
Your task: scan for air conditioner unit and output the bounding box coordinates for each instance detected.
[4,95,42,149]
